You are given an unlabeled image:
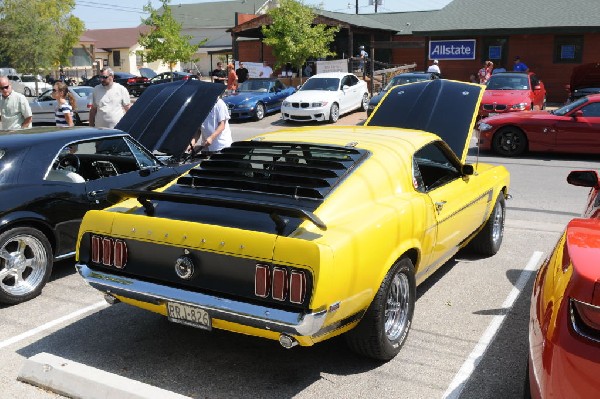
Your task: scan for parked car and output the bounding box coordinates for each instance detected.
[0,80,225,305]
[477,93,600,156]
[281,72,369,123]
[75,79,510,361]
[222,78,296,121]
[81,72,137,93]
[127,67,157,97]
[366,71,439,116]
[148,71,199,87]
[479,72,546,118]
[9,74,52,97]
[565,62,600,103]
[30,86,93,125]
[527,169,600,398]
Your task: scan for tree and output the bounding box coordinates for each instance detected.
[0,0,84,94]
[262,0,339,82]
[138,0,203,79]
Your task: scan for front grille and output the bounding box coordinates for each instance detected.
[483,104,507,111]
[291,102,310,108]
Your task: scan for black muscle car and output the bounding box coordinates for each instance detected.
[0,80,225,304]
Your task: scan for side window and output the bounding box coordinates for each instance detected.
[581,102,600,117]
[124,137,159,168]
[530,75,539,88]
[348,75,359,86]
[413,142,461,192]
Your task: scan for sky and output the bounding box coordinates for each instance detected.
[74,0,453,29]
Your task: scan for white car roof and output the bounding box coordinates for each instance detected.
[308,72,351,78]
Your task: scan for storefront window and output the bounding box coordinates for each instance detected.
[554,36,583,63]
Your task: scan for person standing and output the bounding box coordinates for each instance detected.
[427,59,441,76]
[226,63,238,92]
[478,60,494,84]
[212,62,227,84]
[0,75,32,130]
[89,67,131,128]
[513,56,529,72]
[236,62,249,84]
[52,81,76,127]
[259,61,273,78]
[190,97,232,155]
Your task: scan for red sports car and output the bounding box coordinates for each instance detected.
[479,72,546,118]
[477,94,600,156]
[527,169,600,399]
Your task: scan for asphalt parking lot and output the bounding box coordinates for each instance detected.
[4,103,598,399]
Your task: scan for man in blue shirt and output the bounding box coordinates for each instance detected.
[513,56,529,72]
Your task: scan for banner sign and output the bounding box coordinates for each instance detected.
[315,59,348,74]
[429,39,476,60]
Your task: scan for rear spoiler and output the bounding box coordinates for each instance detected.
[108,188,327,232]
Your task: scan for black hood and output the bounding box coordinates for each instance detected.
[365,79,483,163]
[116,80,225,158]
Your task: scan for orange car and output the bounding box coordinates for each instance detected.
[528,170,600,398]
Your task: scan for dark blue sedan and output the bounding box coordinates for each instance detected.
[223,78,296,121]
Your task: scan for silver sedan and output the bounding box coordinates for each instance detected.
[30,86,93,125]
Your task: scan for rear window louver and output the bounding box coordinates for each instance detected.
[177,141,368,200]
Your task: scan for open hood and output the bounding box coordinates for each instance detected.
[116,80,225,158]
[365,79,484,163]
[570,62,600,90]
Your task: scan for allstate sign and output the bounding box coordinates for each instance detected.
[429,39,476,60]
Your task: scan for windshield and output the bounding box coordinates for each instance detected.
[384,75,430,90]
[553,96,589,116]
[21,75,39,83]
[72,87,92,98]
[486,75,530,90]
[238,80,271,92]
[300,77,340,91]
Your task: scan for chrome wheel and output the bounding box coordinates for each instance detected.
[0,234,48,297]
[384,271,410,341]
[254,103,265,121]
[491,199,504,245]
[361,93,369,111]
[329,103,339,123]
[0,227,53,304]
[24,87,32,97]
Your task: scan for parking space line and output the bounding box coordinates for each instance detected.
[0,301,107,350]
[442,251,544,399]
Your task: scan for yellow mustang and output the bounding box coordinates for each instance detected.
[76,79,510,361]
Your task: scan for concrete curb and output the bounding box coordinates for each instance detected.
[18,352,192,399]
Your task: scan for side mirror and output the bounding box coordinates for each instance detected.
[533,85,541,90]
[567,170,599,188]
[572,110,584,118]
[462,164,474,176]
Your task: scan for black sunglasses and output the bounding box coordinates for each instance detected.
[1,85,9,90]
[100,75,111,79]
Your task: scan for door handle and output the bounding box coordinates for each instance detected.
[87,190,105,203]
[435,201,447,214]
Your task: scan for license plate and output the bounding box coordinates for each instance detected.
[488,112,497,116]
[167,302,211,330]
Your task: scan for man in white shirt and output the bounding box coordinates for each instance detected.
[89,67,131,128]
[259,61,273,78]
[0,75,32,130]
[427,59,441,76]
[191,97,232,154]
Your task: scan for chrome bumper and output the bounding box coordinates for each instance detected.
[76,264,327,336]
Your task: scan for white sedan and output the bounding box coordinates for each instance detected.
[281,72,369,123]
[9,74,52,97]
[30,86,93,125]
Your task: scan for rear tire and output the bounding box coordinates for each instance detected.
[361,93,369,112]
[469,194,505,256]
[345,257,415,361]
[254,102,265,121]
[24,87,32,97]
[0,227,53,304]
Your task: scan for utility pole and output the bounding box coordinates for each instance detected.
[355,0,358,14]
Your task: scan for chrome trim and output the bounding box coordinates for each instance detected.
[569,298,600,344]
[77,264,327,336]
[55,251,75,261]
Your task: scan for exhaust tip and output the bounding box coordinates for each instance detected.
[104,293,120,305]
[279,334,298,349]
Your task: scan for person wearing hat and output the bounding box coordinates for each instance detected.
[513,56,529,72]
[427,59,441,76]
[358,45,368,73]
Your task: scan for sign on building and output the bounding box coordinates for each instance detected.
[429,39,476,60]
[315,59,348,74]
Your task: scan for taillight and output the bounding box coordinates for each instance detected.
[91,235,128,269]
[571,298,600,342]
[127,78,136,84]
[182,75,190,80]
[255,264,308,304]
[272,267,287,301]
